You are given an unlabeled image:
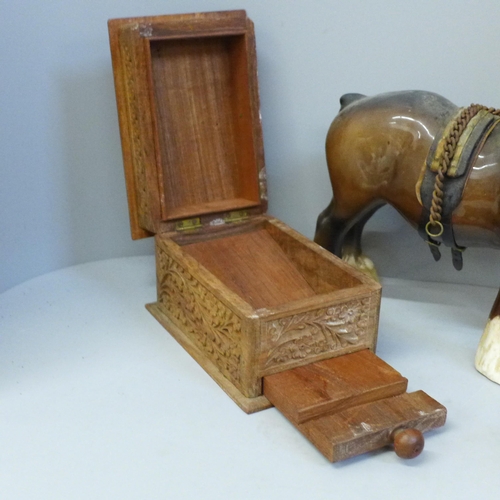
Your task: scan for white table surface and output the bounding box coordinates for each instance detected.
[1,255,499,499]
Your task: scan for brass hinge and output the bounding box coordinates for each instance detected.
[224,210,249,224]
[175,217,202,232]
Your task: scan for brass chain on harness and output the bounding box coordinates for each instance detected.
[425,104,500,239]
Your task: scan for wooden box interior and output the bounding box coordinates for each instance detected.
[172,219,363,310]
[149,34,261,221]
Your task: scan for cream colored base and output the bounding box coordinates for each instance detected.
[146,302,273,414]
[475,316,500,385]
[342,252,379,282]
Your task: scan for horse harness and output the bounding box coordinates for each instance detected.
[418,105,500,270]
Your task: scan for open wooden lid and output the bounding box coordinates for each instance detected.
[109,10,267,239]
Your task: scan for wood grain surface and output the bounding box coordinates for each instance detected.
[264,350,408,423]
[184,228,317,309]
[150,35,260,220]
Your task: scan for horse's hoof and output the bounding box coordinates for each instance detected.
[342,252,379,282]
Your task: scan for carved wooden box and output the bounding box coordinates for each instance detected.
[108,10,381,413]
[108,10,445,461]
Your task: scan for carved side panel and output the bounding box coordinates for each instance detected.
[121,38,151,227]
[111,25,162,237]
[261,297,376,374]
[156,247,244,389]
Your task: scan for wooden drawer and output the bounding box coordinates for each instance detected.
[264,350,446,461]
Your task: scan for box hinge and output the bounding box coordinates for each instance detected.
[224,210,249,224]
[175,217,202,232]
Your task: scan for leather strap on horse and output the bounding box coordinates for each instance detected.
[419,104,500,270]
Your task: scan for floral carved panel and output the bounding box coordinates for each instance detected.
[157,248,243,388]
[262,298,373,372]
[121,38,152,226]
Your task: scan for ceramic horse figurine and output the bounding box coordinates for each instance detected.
[314,90,500,385]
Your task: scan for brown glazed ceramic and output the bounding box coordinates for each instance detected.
[314,90,500,256]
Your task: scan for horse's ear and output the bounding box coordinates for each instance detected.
[339,93,366,111]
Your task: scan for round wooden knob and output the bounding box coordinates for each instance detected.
[392,428,425,459]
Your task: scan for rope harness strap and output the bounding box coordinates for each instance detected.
[418,104,500,270]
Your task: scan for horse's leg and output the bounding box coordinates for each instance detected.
[315,197,384,280]
[341,203,385,281]
[475,289,500,384]
[314,199,352,256]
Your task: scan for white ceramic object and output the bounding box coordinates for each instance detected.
[475,316,500,384]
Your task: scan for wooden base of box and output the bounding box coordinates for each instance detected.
[147,302,272,413]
